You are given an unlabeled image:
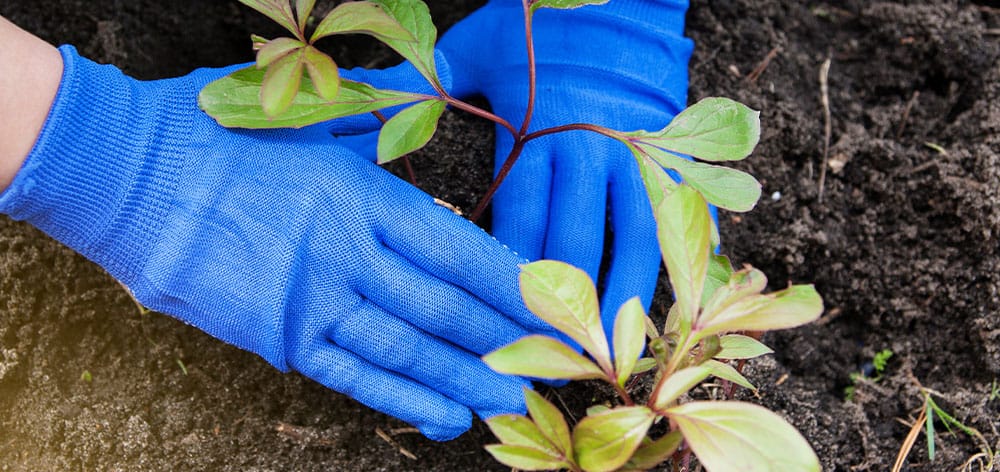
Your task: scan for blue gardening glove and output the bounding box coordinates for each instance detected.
[0,45,559,441]
[438,0,699,335]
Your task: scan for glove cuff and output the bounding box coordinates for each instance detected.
[0,45,187,287]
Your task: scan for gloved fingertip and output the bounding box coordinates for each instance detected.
[418,409,473,442]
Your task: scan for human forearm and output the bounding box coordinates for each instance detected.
[0,16,62,191]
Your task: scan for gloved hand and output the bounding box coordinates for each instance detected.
[0,45,558,441]
[438,0,698,335]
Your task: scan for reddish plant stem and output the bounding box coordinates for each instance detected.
[468,123,624,222]
[444,96,518,137]
[470,139,525,221]
[518,0,537,137]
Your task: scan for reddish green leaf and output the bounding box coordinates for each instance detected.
[632,358,657,375]
[697,285,824,337]
[651,365,712,410]
[302,46,339,100]
[260,49,305,117]
[716,334,773,360]
[519,260,612,373]
[640,143,761,212]
[628,142,677,212]
[573,407,655,472]
[199,67,424,129]
[485,444,568,471]
[700,267,768,324]
[524,389,572,456]
[623,431,683,471]
[238,0,299,36]
[376,99,445,163]
[483,335,605,381]
[295,0,316,30]
[667,401,820,472]
[613,297,647,387]
[311,1,414,43]
[629,97,761,162]
[704,359,756,391]
[485,414,557,454]
[702,253,734,306]
[656,185,712,330]
[255,37,305,68]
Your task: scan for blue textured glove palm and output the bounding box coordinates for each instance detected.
[438,0,696,335]
[0,46,563,441]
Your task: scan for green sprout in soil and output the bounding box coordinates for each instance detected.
[845,348,893,401]
[893,385,996,472]
[80,370,93,383]
[990,379,998,402]
[198,1,825,470]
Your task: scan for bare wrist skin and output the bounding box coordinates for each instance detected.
[0,15,63,191]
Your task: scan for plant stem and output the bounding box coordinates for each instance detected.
[470,139,525,221]
[468,123,625,222]
[647,334,697,412]
[524,123,624,143]
[443,96,518,137]
[518,0,537,137]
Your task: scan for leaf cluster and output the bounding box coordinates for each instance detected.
[483,98,824,471]
[199,0,448,164]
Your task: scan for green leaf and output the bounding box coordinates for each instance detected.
[483,335,605,381]
[376,99,445,163]
[630,97,761,162]
[623,431,683,471]
[656,185,712,329]
[295,0,316,31]
[373,0,440,86]
[200,67,423,128]
[700,267,768,324]
[704,359,756,391]
[260,49,305,117]
[702,253,734,306]
[311,1,415,43]
[302,46,339,100]
[697,285,824,338]
[716,334,774,360]
[524,389,573,457]
[667,401,820,472]
[651,365,712,410]
[640,143,762,212]
[628,143,678,211]
[531,0,610,12]
[613,297,647,387]
[238,0,300,36]
[256,37,305,68]
[485,444,569,471]
[926,404,936,461]
[573,407,655,472]
[485,414,557,454]
[633,358,657,375]
[519,260,612,373]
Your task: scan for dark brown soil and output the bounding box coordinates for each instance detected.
[1,1,998,470]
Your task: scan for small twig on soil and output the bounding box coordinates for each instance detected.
[892,402,928,472]
[745,46,781,84]
[374,427,418,460]
[895,90,920,140]
[817,57,832,203]
[548,388,577,423]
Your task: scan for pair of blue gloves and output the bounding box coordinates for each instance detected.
[0,0,692,440]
